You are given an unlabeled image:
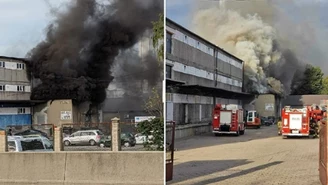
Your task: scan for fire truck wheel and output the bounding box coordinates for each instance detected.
[214,133,220,137]
[235,129,240,136]
[240,129,245,135]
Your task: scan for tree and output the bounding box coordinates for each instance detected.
[290,64,323,95]
[152,13,164,63]
[321,76,328,94]
[136,14,164,151]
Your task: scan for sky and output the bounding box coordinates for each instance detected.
[0,0,70,58]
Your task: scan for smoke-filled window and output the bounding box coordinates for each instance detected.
[166,32,172,54]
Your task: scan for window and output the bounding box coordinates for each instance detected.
[8,141,16,152]
[88,132,96,135]
[166,65,172,79]
[17,85,25,92]
[21,139,45,151]
[43,139,53,150]
[81,132,89,136]
[166,32,172,54]
[17,63,25,70]
[0,85,4,91]
[0,61,5,68]
[18,108,26,114]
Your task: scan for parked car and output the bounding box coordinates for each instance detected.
[63,130,104,146]
[7,135,53,152]
[98,132,136,148]
[14,129,50,139]
[268,116,276,124]
[261,117,273,126]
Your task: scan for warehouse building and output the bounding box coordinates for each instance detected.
[166,18,254,138]
[0,56,41,129]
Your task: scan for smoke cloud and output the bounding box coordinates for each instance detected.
[26,0,163,104]
[191,0,328,95]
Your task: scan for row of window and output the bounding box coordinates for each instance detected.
[166,30,243,69]
[0,85,29,92]
[0,61,25,70]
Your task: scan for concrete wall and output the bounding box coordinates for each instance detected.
[166,123,211,140]
[33,100,79,126]
[0,152,164,185]
[255,94,276,117]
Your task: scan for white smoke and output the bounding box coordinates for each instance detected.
[191,1,284,94]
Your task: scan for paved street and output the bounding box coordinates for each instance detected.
[168,126,321,185]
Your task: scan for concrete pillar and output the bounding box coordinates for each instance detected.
[0,130,7,152]
[111,117,121,151]
[54,127,63,152]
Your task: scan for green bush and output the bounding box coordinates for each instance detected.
[137,117,164,151]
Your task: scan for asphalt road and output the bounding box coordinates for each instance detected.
[168,125,321,185]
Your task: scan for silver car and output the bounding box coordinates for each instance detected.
[63,130,104,146]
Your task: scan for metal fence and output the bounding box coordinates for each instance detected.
[319,121,327,185]
[6,124,55,140]
[166,121,176,182]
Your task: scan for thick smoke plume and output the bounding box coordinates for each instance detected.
[191,0,328,95]
[26,0,163,104]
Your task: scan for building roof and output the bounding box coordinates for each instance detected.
[282,95,328,106]
[0,56,30,63]
[166,18,244,64]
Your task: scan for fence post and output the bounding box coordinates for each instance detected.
[111,117,121,151]
[0,130,7,152]
[54,126,63,152]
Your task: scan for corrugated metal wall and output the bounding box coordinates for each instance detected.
[0,114,31,129]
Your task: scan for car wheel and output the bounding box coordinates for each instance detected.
[124,142,130,147]
[89,140,96,146]
[64,140,70,146]
[99,143,105,148]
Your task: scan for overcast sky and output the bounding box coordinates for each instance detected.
[0,0,67,58]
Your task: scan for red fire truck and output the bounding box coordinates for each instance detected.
[281,105,325,138]
[212,104,245,136]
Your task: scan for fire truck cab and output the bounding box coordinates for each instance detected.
[281,106,309,137]
[212,104,245,136]
[245,110,261,128]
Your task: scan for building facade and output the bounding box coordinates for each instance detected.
[166,18,253,127]
[0,56,33,128]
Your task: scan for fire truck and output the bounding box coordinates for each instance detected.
[212,104,245,136]
[245,110,261,128]
[281,105,326,138]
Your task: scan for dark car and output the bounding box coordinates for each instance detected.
[14,129,50,139]
[98,132,136,148]
[268,116,276,124]
[261,117,273,126]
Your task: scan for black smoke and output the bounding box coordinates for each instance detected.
[26,0,163,104]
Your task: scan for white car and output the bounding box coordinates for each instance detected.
[7,135,53,152]
[63,130,104,146]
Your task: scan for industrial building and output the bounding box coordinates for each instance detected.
[165,18,254,138]
[0,56,39,128]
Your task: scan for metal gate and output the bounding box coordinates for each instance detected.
[320,121,327,185]
[166,121,175,182]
